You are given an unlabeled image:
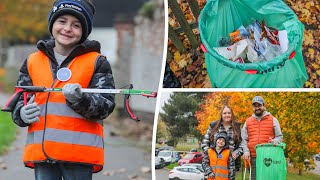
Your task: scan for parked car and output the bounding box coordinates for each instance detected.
[155,148,160,156]
[182,163,204,173]
[178,152,204,166]
[169,166,205,180]
[315,154,320,161]
[155,157,166,169]
[174,151,182,162]
[176,151,188,159]
[157,151,176,165]
[190,148,198,152]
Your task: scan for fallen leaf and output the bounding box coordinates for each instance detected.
[128,174,138,179]
[140,166,151,173]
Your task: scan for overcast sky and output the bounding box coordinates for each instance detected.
[159,92,172,112]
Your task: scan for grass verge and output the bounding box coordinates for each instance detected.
[235,166,320,180]
[165,163,320,180]
[0,111,16,155]
[166,162,178,170]
[175,143,200,151]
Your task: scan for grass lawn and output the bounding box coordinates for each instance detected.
[166,163,320,180]
[235,166,320,180]
[156,143,200,152]
[175,143,200,151]
[0,111,17,155]
[166,162,178,170]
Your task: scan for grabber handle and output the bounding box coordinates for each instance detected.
[142,92,157,98]
[243,159,252,180]
[243,158,252,180]
[247,158,252,168]
[123,84,139,122]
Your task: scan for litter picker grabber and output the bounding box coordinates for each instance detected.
[1,85,157,121]
[243,158,252,180]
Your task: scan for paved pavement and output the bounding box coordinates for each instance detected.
[0,93,152,180]
[155,168,168,180]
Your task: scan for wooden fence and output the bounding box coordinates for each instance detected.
[167,0,201,59]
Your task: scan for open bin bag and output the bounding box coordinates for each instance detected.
[199,0,308,88]
[255,143,287,180]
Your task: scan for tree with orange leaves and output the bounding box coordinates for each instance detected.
[0,0,53,43]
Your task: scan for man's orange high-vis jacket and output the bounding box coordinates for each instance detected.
[246,115,274,157]
[208,148,230,180]
[23,51,104,173]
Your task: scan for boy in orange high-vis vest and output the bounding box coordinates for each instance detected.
[202,132,235,180]
[11,0,115,179]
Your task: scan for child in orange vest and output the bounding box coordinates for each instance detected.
[11,0,115,179]
[202,132,235,180]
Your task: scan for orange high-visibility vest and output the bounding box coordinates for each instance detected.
[246,115,274,157]
[208,148,230,180]
[23,51,104,173]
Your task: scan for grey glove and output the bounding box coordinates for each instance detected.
[62,83,83,103]
[208,172,215,179]
[20,95,40,124]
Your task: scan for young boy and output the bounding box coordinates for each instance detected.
[11,0,115,179]
[202,132,235,180]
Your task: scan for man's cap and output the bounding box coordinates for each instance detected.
[48,0,95,44]
[252,96,265,105]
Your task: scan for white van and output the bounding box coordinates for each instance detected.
[157,151,176,165]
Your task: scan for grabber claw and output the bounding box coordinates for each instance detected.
[243,158,252,180]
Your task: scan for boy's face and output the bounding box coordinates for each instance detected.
[216,138,226,148]
[52,14,82,48]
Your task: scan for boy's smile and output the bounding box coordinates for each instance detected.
[52,14,82,53]
[217,138,226,148]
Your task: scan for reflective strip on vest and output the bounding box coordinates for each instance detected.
[39,103,85,120]
[27,128,104,148]
[210,165,228,170]
[215,172,228,178]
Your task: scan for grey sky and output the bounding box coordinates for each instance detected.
[159,92,172,112]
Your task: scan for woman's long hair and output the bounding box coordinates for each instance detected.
[209,106,241,143]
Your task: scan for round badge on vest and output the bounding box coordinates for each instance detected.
[218,154,223,159]
[57,68,72,82]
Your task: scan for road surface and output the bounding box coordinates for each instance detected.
[155,168,168,180]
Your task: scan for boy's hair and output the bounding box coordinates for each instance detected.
[215,132,229,148]
[48,0,95,43]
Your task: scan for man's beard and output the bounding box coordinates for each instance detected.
[254,109,263,116]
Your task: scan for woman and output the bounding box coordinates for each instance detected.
[201,106,243,179]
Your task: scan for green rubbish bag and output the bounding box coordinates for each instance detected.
[199,0,308,88]
[255,143,287,180]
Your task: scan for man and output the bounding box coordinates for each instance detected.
[240,96,283,180]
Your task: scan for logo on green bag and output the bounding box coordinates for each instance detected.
[264,158,282,167]
[264,158,272,167]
